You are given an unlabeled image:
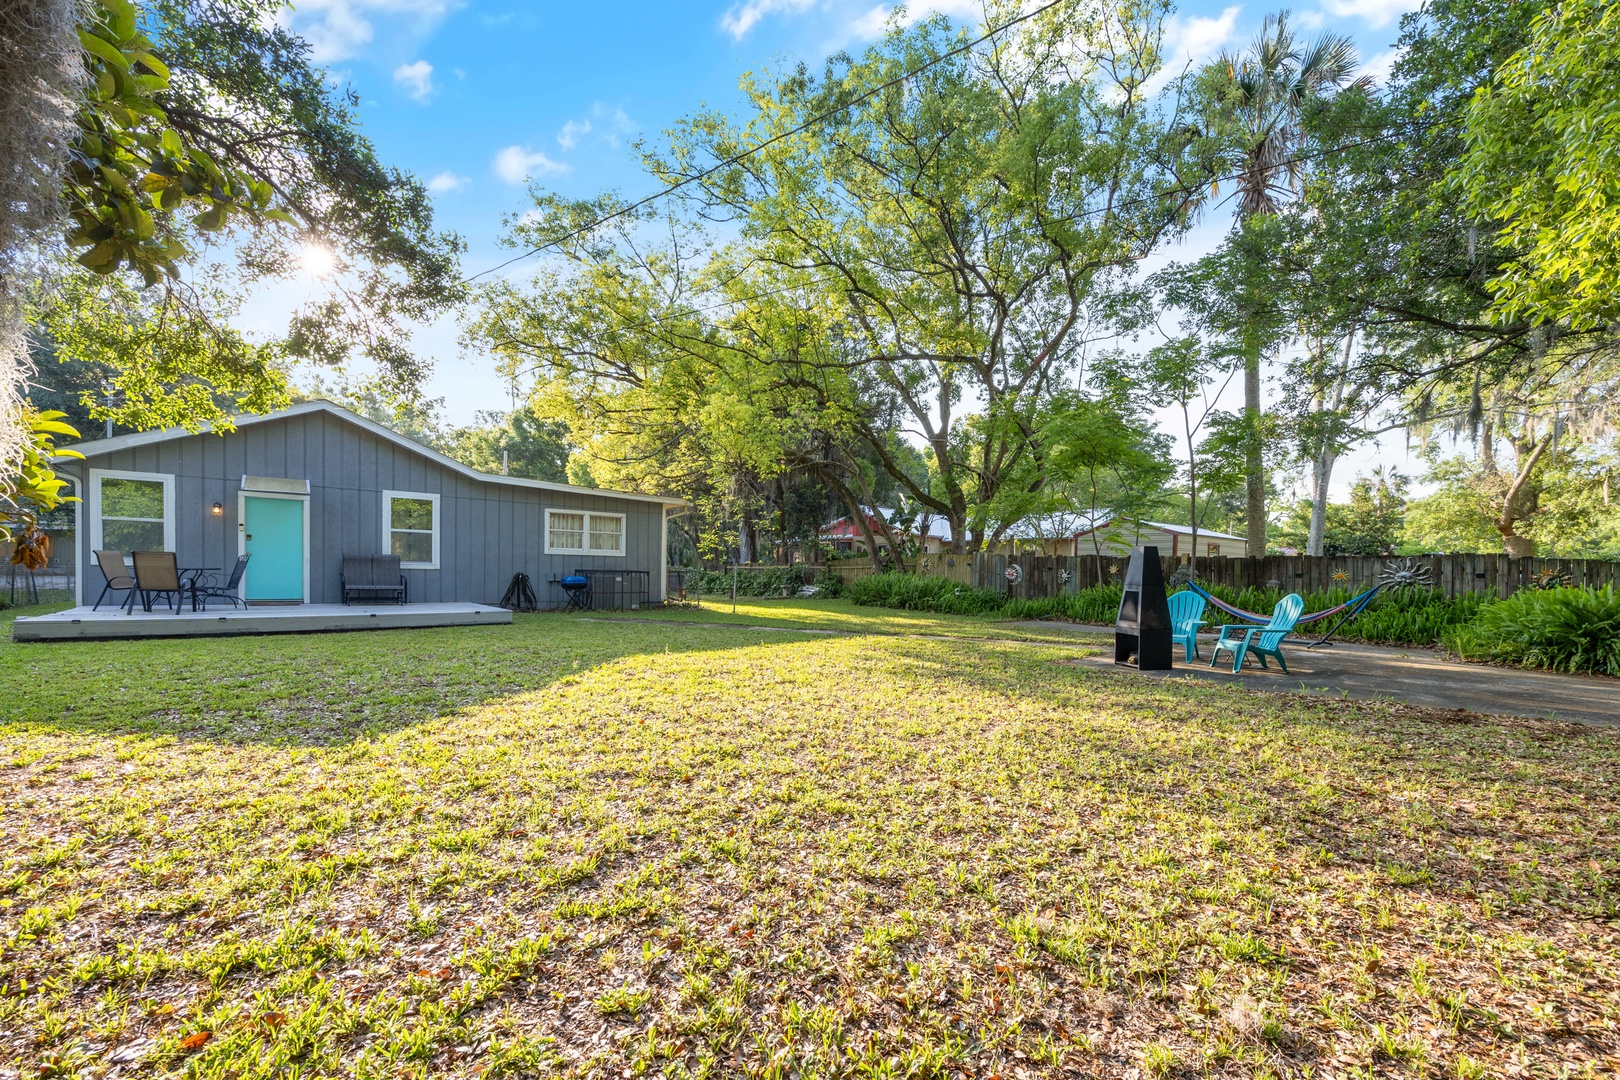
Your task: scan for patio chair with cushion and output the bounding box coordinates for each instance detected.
[1210,593,1304,674]
[127,550,197,615]
[194,553,250,610]
[340,554,407,605]
[1168,589,1208,662]
[92,549,136,611]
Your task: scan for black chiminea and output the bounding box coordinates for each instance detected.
[1115,545,1172,670]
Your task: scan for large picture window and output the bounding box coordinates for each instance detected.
[382,490,440,570]
[90,470,173,555]
[546,509,625,556]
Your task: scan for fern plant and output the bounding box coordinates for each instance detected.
[1445,587,1620,677]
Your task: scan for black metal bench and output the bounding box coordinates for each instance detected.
[340,554,407,605]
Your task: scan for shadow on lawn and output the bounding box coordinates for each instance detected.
[0,610,822,747]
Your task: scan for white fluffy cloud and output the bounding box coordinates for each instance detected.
[493,145,569,184]
[393,59,434,100]
[720,0,815,39]
[426,171,469,193]
[844,0,984,39]
[1319,0,1422,28]
[1141,5,1242,97]
[557,119,592,150]
[279,0,456,64]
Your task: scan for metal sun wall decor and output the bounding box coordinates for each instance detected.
[1377,557,1434,590]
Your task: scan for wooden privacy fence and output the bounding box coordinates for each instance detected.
[817,553,1620,600]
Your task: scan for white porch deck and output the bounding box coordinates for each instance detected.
[12,602,513,642]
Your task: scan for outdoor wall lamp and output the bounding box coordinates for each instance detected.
[211,502,224,516]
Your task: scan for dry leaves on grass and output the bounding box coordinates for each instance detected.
[2,614,1618,1078]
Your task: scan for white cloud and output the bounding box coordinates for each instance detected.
[592,103,636,148]
[426,171,469,193]
[557,119,592,150]
[279,0,456,64]
[1357,47,1401,86]
[393,59,434,100]
[720,0,814,39]
[493,145,569,184]
[849,4,891,38]
[847,0,983,38]
[1141,5,1242,97]
[1319,0,1421,29]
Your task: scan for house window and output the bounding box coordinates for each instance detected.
[1207,543,1221,557]
[383,490,440,570]
[90,469,174,554]
[546,509,625,556]
[589,514,622,553]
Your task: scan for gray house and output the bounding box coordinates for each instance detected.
[57,400,684,610]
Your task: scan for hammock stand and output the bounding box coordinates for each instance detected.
[1182,580,1387,649]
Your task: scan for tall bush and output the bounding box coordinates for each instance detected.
[1445,587,1620,676]
[695,566,805,597]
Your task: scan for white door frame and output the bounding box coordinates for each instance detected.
[238,490,311,603]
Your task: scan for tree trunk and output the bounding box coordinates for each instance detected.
[1244,333,1266,557]
[1307,447,1337,556]
[1496,431,1552,559]
[1181,403,1199,565]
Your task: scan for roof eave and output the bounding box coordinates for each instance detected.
[54,400,689,508]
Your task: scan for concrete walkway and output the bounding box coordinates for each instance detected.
[1026,622,1619,728]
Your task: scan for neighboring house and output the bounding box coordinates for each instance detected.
[824,506,1247,559]
[822,506,954,556]
[58,400,685,608]
[1062,518,1248,559]
[1001,513,1247,558]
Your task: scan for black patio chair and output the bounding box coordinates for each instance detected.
[127,550,196,614]
[92,549,136,611]
[194,553,250,610]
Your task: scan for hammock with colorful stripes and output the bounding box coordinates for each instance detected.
[1182,580,1384,646]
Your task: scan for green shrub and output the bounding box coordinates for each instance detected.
[1002,585,1123,624]
[842,572,1489,647]
[1197,585,1489,647]
[694,566,806,597]
[1444,587,1620,676]
[814,567,845,598]
[845,572,1007,615]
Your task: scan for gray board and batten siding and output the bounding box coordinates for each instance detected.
[59,401,684,608]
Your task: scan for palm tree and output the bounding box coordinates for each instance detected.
[1200,14,1370,556]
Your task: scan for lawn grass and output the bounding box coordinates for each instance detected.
[2,605,1617,1078]
[587,597,1104,643]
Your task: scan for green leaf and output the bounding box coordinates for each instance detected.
[104,0,137,42]
[78,29,131,71]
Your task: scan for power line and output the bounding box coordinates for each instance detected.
[488,129,1417,341]
[463,0,1070,284]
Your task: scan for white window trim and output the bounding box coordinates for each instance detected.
[88,468,175,561]
[383,490,441,570]
[545,508,626,557]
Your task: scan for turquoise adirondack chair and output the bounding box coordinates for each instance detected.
[1168,590,1207,661]
[1210,593,1305,674]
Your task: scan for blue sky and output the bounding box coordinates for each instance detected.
[244,0,1426,496]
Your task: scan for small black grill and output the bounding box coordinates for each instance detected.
[1115,546,1172,670]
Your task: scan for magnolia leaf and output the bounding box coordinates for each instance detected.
[104,0,137,42]
[78,29,130,70]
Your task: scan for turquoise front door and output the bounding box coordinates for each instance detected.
[243,496,305,602]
